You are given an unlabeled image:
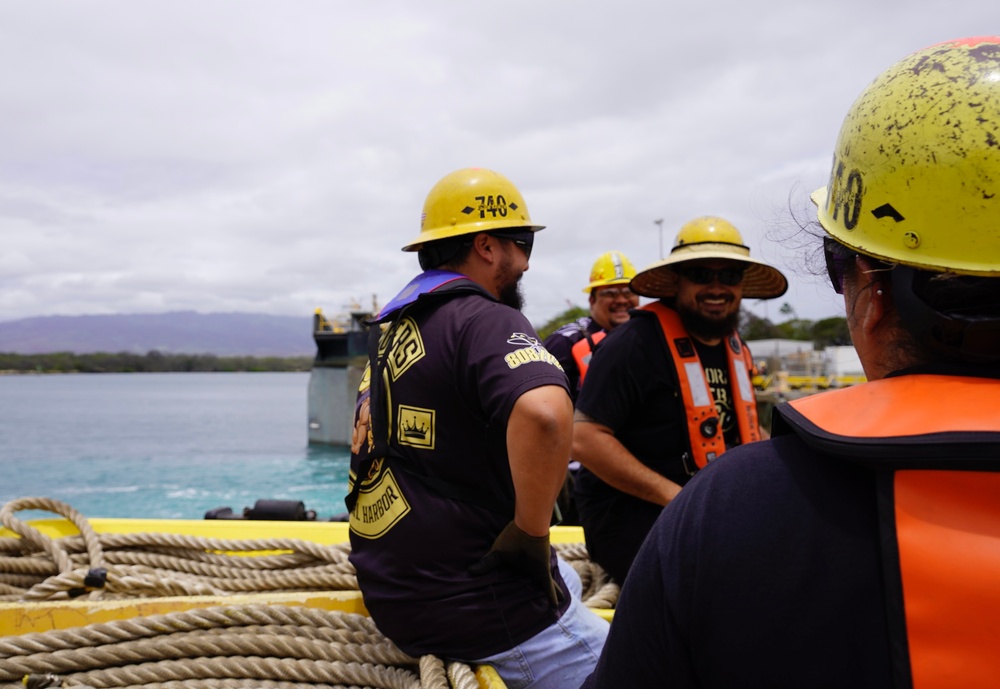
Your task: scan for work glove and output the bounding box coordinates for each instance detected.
[469,520,564,608]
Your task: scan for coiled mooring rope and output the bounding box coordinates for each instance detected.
[0,604,480,688]
[0,497,359,602]
[0,497,618,608]
[0,497,618,688]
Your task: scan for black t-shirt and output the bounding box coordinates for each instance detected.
[572,311,692,581]
[691,338,740,449]
[542,316,602,402]
[348,290,571,659]
[582,433,893,687]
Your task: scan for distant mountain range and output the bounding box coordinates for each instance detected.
[0,312,316,357]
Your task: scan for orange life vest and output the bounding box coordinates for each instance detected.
[781,375,1000,689]
[570,330,606,384]
[643,302,760,470]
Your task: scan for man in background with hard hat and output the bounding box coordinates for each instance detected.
[543,251,640,402]
[345,168,607,689]
[572,217,787,583]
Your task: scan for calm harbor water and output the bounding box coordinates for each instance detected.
[0,372,352,522]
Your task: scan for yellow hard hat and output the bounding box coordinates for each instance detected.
[630,217,787,299]
[583,251,637,292]
[811,36,1000,275]
[674,216,744,247]
[402,168,544,252]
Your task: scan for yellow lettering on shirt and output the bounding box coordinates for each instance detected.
[349,467,411,539]
[358,363,371,393]
[505,345,562,370]
[381,317,425,381]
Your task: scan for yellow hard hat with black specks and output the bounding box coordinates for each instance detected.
[812,36,1000,275]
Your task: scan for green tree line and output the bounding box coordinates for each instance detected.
[739,304,851,349]
[0,350,313,374]
[537,303,850,349]
[3,302,850,374]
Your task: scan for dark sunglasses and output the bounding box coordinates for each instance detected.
[675,265,745,287]
[823,236,858,294]
[491,230,534,259]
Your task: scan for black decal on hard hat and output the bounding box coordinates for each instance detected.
[475,195,509,218]
[829,159,847,222]
[843,170,864,230]
[872,203,905,222]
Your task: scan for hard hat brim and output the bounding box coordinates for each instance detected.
[630,243,788,299]
[401,223,545,252]
[582,277,634,293]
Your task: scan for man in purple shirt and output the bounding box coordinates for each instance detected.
[347,168,607,689]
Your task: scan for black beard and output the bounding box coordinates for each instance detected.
[499,280,525,311]
[678,302,740,340]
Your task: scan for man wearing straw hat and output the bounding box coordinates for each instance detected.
[572,216,787,583]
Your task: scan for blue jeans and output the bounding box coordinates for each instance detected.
[470,558,609,689]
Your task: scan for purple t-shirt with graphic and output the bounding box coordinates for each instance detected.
[348,290,571,659]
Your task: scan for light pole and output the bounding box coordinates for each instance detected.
[654,219,664,259]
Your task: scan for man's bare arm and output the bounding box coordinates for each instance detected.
[507,384,573,536]
[572,410,681,507]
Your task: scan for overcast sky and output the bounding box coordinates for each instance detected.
[1,2,996,329]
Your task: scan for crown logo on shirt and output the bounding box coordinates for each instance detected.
[402,416,429,440]
[397,405,435,449]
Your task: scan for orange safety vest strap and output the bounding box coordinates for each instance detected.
[779,375,1000,689]
[779,375,1000,466]
[894,470,1000,689]
[642,302,760,470]
[786,374,1000,438]
[571,330,606,385]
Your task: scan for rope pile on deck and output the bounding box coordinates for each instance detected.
[0,497,618,688]
[0,604,482,688]
[0,497,618,608]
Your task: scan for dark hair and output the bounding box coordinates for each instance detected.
[893,266,1000,364]
[830,234,1000,365]
[913,271,1000,317]
[418,236,475,271]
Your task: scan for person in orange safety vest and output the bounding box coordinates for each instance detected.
[572,216,787,583]
[581,36,1000,689]
[542,251,640,402]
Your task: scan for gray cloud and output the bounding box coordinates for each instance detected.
[1,0,996,328]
